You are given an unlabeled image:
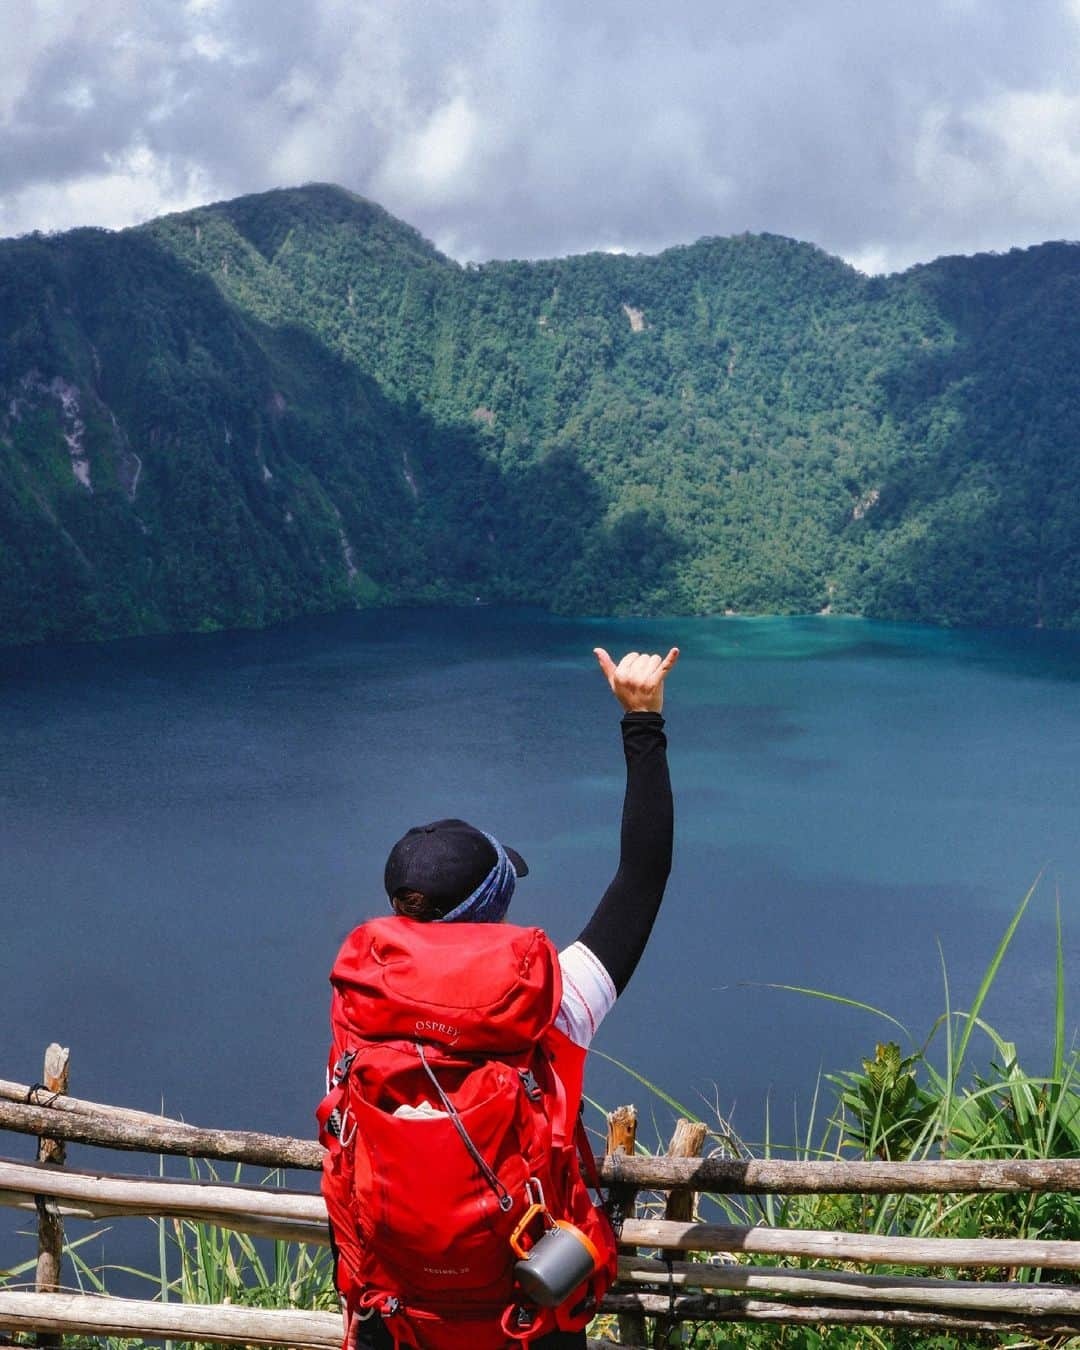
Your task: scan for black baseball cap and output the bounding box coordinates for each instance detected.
[383,818,528,912]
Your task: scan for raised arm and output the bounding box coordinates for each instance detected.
[575,648,677,995]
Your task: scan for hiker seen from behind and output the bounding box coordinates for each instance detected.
[318,646,678,1349]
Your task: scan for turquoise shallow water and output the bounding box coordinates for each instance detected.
[2,608,1079,1263]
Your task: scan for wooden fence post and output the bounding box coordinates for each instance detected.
[34,1044,70,1350]
[606,1105,646,1348]
[652,1119,708,1348]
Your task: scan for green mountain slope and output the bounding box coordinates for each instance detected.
[2,183,1078,644]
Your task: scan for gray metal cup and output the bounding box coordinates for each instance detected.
[513,1222,598,1308]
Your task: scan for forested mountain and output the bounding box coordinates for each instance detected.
[2,183,1078,644]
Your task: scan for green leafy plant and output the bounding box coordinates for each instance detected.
[830,1040,932,1160]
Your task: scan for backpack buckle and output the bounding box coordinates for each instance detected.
[518,1068,542,1103]
[331,1051,356,1088]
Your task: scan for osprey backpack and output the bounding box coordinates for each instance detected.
[317,916,618,1350]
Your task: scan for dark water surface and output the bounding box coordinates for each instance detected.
[3,607,1079,1266]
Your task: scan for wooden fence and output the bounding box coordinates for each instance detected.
[1,1047,1080,1347]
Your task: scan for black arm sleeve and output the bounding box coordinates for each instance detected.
[575,711,673,995]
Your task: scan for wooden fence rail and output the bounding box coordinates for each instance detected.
[6,1156,1080,1270]
[4,1082,1080,1192]
[5,1290,1080,1347]
[0,1292,341,1350]
[0,1090,319,1171]
[2,1065,1080,1346]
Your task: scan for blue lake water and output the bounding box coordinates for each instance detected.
[2,607,1079,1268]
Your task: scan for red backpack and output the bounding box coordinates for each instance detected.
[317,916,618,1350]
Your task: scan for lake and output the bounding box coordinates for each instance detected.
[2,607,1079,1268]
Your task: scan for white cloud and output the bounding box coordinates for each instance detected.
[880,85,1080,266]
[0,143,215,239]
[842,246,893,277]
[4,0,1080,273]
[376,91,483,205]
[188,31,228,61]
[0,3,66,122]
[972,87,1080,208]
[59,81,96,113]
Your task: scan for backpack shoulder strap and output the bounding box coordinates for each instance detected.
[574,1111,604,1195]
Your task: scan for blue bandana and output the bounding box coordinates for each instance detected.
[436,832,517,924]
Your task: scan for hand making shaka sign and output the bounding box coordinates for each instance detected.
[593,647,680,714]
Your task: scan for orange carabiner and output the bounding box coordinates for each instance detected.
[509,1201,552,1259]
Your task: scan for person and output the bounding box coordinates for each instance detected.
[332,645,678,1350]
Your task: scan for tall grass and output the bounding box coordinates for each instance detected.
[765,881,1080,1256]
[63,1162,338,1314]
[594,880,1080,1347]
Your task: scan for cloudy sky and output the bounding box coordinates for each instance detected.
[4,0,1080,273]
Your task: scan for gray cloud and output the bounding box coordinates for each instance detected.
[3,0,1080,272]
